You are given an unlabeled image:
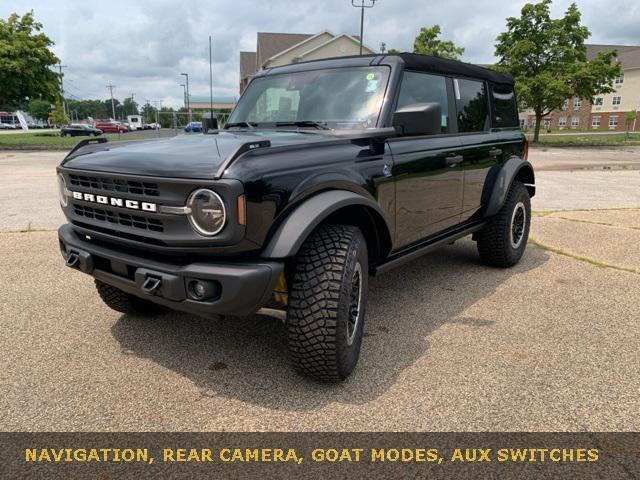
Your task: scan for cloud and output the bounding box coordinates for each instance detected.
[2,0,638,107]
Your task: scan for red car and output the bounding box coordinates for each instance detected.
[94,121,128,133]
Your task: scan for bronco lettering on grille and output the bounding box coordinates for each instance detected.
[71,191,157,212]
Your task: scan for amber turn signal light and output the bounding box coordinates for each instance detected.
[237,195,246,225]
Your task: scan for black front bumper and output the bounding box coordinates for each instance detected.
[58,224,283,317]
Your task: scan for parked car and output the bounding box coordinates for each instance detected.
[184,121,203,133]
[146,122,160,130]
[0,123,17,129]
[56,53,533,381]
[60,124,103,137]
[94,122,128,133]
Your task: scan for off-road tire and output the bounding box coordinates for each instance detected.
[287,224,368,381]
[95,280,165,315]
[477,181,531,267]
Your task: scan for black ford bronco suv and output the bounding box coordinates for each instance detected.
[57,53,534,381]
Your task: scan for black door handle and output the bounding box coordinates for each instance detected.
[489,148,503,157]
[446,155,463,167]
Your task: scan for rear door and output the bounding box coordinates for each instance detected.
[453,78,499,220]
[388,71,464,248]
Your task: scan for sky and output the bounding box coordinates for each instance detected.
[3,0,639,108]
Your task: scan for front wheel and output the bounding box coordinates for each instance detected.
[286,224,368,381]
[476,181,531,267]
[95,280,165,315]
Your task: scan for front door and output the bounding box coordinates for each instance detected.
[389,136,464,247]
[388,71,464,248]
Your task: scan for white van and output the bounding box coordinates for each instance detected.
[127,115,143,131]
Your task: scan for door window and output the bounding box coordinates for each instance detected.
[396,71,449,133]
[454,78,488,133]
[490,84,519,128]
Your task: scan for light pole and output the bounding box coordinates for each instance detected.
[180,73,190,122]
[179,83,187,111]
[351,0,377,55]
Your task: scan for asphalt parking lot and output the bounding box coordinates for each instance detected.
[0,147,638,431]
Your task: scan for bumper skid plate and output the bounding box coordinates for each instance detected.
[58,224,283,318]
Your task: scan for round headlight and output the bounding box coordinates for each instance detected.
[57,173,68,207]
[187,189,226,236]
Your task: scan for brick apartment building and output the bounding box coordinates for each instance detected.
[522,44,640,132]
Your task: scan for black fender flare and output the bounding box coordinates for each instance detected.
[261,190,391,259]
[484,157,535,217]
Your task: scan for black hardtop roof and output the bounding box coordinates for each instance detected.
[256,52,513,85]
[397,52,514,85]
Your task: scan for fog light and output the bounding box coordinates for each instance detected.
[186,279,220,301]
[193,282,206,298]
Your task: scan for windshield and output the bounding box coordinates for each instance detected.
[228,66,391,130]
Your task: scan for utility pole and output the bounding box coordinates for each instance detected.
[152,100,162,128]
[106,84,116,119]
[56,64,68,116]
[180,72,190,122]
[130,92,135,114]
[351,0,377,55]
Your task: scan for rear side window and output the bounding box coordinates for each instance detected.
[491,84,519,127]
[454,78,488,133]
[397,71,449,133]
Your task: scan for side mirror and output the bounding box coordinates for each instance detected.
[202,113,219,133]
[392,102,442,136]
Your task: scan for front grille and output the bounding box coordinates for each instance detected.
[68,174,159,197]
[73,204,164,232]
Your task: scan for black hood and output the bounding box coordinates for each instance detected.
[60,131,341,179]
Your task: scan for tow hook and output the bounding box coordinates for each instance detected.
[65,251,80,268]
[141,276,162,295]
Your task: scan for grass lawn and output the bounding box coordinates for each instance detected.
[3,130,639,150]
[0,132,158,150]
[528,133,640,147]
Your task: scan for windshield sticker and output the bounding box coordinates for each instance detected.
[366,72,375,81]
[366,79,379,92]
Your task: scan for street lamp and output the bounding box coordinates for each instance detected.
[351,0,377,55]
[180,72,190,122]
[179,83,187,111]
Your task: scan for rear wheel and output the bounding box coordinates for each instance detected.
[95,280,165,315]
[476,181,531,267]
[286,224,368,381]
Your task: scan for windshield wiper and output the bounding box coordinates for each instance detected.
[224,121,257,129]
[274,121,331,130]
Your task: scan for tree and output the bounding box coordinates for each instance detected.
[66,99,108,120]
[387,48,401,55]
[141,102,157,124]
[27,98,52,121]
[158,106,175,128]
[122,97,139,116]
[624,110,637,137]
[103,99,120,119]
[0,12,61,109]
[50,103,68,127]
[495,1,622,142]
[412,25,464,60]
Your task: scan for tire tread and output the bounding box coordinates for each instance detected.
[287,224,362,381]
